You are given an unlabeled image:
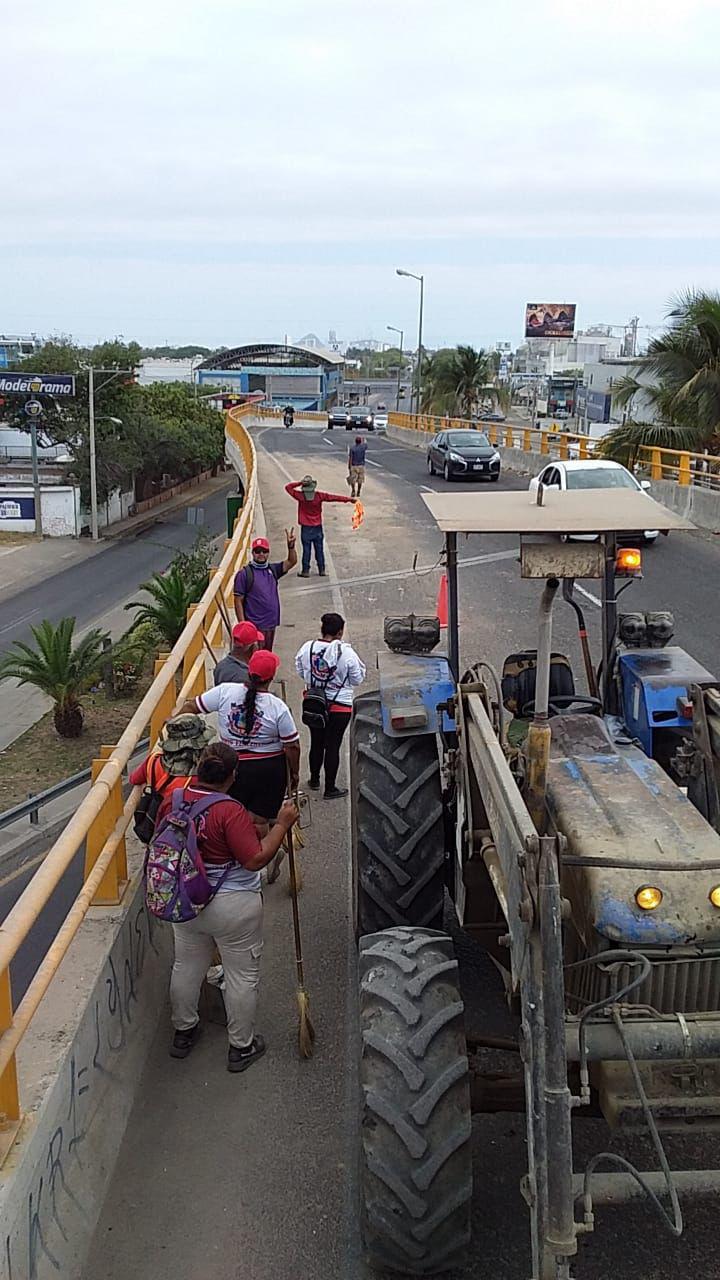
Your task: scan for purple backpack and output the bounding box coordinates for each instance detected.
[144,789,232,923]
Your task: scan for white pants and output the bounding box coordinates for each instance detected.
[170,890,263,1048]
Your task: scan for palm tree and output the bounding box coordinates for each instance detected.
[125,563,200,648]
[600,290,720,464]
[422,345,495,416]
[0,618,109,737]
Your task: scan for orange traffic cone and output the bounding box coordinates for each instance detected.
[436,573,448,627]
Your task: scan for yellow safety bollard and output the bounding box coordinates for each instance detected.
[149,655,177,747]
[99,744,127,885]
[85,757,127,904]
[650,448,662,480]
[678,452,691,486]
[182,605,205,700]
[0,967,21,1161]
[540,432,549,455]
[523,428,531,453]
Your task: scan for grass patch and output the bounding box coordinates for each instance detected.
[0,678,153,812]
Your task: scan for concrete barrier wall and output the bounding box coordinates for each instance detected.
[0,863,173,1280]
[388,421,720,532]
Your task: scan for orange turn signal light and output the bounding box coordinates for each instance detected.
[616,547,642,575]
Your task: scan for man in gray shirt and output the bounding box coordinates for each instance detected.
[213,621,264,686]
[347,436,368,498]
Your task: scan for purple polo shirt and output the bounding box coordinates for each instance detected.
[233,561,286,629]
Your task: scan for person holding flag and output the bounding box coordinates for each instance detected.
[285,475,354,578]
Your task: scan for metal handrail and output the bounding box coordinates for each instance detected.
[388,411,720,487]
[0,407,256,1143]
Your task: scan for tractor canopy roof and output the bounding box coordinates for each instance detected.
[421,488,692,536]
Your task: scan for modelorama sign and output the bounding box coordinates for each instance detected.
[0,373,76,396]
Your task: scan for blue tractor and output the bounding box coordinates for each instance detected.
[351,486,720,1278]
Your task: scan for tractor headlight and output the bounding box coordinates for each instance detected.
[635,885,663,911]
[709,886,720,909]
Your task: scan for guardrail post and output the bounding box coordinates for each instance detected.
[578,436,589,459]
[488,425,497,446]
[523,428,531,452]
[679,452,691,485]
[559,434,569,460]
[149,654,177,746]
[0,967,21,1161]
[540,432,549,455]
[182,605,205,699]
[650,448,662,480]
[505,425,514,448]
[84,750,127,904]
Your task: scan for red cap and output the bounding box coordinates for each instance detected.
[252,537,270,551]
[232,621,264,645]
[248,649,281,681]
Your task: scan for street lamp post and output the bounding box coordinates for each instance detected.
[386,325,404,412]
[396,269,424,416]
[87,366,131,541]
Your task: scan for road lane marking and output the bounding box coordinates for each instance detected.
[285,548,518,596]
[365,460,382,468]
[0,608,39,636]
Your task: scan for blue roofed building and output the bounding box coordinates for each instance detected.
[195,342,344,412]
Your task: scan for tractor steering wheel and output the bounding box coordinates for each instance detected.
[520,694,603,718]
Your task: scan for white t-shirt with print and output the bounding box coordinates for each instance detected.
[294,639,366,708]
[197,684,299,755]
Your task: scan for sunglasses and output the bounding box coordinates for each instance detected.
[253,547,269,554]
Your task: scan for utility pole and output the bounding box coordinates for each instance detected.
[396,269,425,416]
[386,325,404,411]
[88,364,98,542]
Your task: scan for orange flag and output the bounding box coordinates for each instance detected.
[352,500,365,530]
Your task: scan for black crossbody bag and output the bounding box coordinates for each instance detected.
[302,642,347,730]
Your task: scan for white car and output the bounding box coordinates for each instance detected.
[528,459,659,544]
[373,412,388,433]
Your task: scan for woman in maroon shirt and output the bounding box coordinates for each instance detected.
[163,743,298,1073]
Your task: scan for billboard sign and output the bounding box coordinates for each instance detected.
[0,373,76,397]
[524,304,576,340]
[0,496,34,519]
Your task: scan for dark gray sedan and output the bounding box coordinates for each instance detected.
[427,429,501,481]
[327,405,351,429]
[348,405,375,431]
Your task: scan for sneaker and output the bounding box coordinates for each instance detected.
[324,786,349,800]
[228,1035,267,1073]
[318,571,328,577]
[297,571,310,578]
[169,1024,202,1059]
[307,777,320,791]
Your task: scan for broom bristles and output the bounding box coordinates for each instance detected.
[297,988,316,1058]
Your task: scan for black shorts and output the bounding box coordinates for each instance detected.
[230,753,287,820]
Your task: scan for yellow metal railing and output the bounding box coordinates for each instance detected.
[388,412,594,460]
[388,412,719,486]
[0,407,257,1161]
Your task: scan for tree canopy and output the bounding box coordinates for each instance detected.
[600,291,720,465]
[3,338,225,504]
[421,345,496,416]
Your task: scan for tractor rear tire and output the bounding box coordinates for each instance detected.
[351,692,445,937]
[359,927,472,1274]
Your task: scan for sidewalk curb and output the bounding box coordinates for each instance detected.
[101,473,235,540]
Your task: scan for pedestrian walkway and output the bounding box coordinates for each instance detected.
[82,465,365,1280]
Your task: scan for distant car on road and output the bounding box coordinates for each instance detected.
[476,411,506,424]
[327,405,351,429]
[427,429,501,482]
[348,405,374,431]
[528,460,659,543]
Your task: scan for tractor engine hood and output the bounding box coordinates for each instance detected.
[544,714,720,948]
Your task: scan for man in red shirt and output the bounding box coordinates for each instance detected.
[285,474,354,578]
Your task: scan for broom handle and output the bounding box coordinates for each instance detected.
[216,591,234,638]
[284,757,306,989]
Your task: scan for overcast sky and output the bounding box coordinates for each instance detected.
[3,0,720,350]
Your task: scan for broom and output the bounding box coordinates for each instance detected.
[285,762,315,1058]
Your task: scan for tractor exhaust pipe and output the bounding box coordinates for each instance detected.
[526,578,559,833]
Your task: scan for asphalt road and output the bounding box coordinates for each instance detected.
[0,477,236,654]
[260,427,720,1280]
